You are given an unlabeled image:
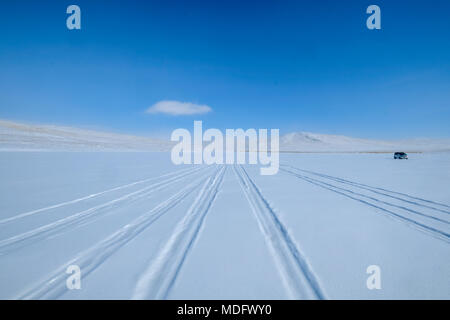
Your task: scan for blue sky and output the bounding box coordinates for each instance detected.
[0,0,449,139]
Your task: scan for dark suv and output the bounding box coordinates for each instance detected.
[394,152,408,159]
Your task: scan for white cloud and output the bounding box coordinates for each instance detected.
[146,100,212,116]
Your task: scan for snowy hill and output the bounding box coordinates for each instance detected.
[280,131,450,152]
[1,119,449,152]
[0,120,173,151]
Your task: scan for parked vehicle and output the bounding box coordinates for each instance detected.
[394,152,408,159]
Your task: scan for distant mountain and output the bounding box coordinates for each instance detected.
[280,131,450,152]
[0,120,173,151]
[1,119,449,152]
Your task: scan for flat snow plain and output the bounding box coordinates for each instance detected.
[0,152,448,299]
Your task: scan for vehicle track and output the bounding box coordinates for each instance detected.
[16,172,212,299]
[0,166,200,225]
[281,164,450,214]
[280,167,450,243]
[0,166,209,254]
[281,166,449,225]
[234,165,326,300]
[132,166,226,300]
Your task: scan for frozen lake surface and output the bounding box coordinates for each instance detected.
[0,152,449,299]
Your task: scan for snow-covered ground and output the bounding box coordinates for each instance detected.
[0,151,448,299]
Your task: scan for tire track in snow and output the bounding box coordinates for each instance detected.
[234,165,326,300]
[281,164,450,214]
[0,166,209,254]
[281,166,449,225]
[0,166,199,225]
[280,167,450,243]
[132,166,226,300]
[15,174,210,299]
